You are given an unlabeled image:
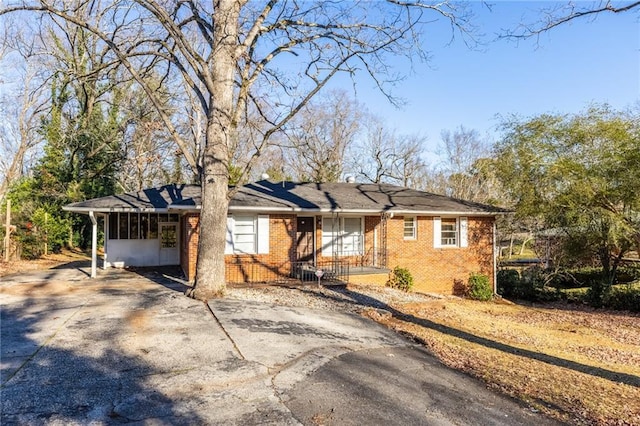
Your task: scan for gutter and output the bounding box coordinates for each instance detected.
[171,204,503,216]
[65,204,508,217]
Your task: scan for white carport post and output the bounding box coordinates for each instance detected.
[89,211,97,278]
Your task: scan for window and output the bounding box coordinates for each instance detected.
[342,218,362,256]
[433,217,468,248]
[107,213,166,240]
[233,216,257,254]
[130,214,140,239]
[149,215,159,239]
[161,224,178,248]
[441,218,457,246]
[225,215,269,254]
[140,214,149,239]
[119,213,129,239]
[322,217,363,256]
[109,213,118,239]
[404,217,416,239]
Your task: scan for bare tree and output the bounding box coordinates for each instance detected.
[284,90,361,182]
[0,53,48,205]
[354,114,429,188]
[118,81,184,191]
[430,126,493,201]
[1,0,480,299]
[504,1,640,39]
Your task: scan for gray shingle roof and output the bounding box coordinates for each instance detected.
[64,181,506,215]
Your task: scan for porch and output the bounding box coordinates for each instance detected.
[224,254,390,286]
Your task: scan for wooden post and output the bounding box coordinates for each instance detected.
[4,199,10,262]
[44,212,48,256]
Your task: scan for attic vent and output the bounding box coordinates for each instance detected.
[345,176,356,183]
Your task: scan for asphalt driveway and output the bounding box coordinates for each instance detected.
[1,266,560,425]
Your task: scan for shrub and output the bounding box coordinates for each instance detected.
[497,269,520,297]
[468,273,493,301]
[518,266,546,300]
[601,285,640,312]
[616,266,640,284]
[386,266,414,292]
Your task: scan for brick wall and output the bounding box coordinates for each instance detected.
[385,215,495,294]
[225,214,296,283]
[181,213,200,281]
[181,213,296,283]
[181,212,495,294]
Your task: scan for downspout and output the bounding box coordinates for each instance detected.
[89,211,97,278]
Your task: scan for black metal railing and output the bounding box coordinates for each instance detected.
[291,260,350,283]
[225,258,350,285]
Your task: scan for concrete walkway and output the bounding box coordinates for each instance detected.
[1,266,559,425]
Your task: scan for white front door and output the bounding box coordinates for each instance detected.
[159,223,179,265]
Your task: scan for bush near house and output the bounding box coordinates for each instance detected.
[385,266,414,292]
[467,273,493,301]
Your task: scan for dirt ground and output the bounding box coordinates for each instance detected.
[0,250,90,277]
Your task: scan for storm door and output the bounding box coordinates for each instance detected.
[159,223,179,265]
[296,217,315,262]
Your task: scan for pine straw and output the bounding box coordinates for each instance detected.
[363,298,640,425]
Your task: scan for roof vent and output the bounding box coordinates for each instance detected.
[345,175,356,183]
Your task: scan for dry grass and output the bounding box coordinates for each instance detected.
[363,296,640,425]
[0,250,89,277]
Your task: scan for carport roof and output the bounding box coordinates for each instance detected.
[63,180,508,215]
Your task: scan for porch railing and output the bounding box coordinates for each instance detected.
[225,258,350,285]
[291,260,349,283]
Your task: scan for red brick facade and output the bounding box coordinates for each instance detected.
[181,213,495,294]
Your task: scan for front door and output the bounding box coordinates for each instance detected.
[159,223,179,265]
[296,217,314,262]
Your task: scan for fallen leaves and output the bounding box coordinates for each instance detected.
[373,298,640,426]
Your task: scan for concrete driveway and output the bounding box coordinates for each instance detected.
[1,266,559,425]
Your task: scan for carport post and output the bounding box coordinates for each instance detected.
[89,211,97,278]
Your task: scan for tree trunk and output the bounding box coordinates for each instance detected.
[187,0,238,300]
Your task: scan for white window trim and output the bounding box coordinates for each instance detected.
[403,216,417,240]
[433,216,468,248]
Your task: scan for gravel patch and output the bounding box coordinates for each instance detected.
[227,284,438,314]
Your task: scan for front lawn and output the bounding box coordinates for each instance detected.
[363,296,640,425]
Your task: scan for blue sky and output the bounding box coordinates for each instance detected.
[343,1,639,152]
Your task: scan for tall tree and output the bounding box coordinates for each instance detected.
[493,105,640,295]
[285,90,361,182]
[431,126,493,201]
[1,0,480,299]
[0,58,48,206]
[354,114,429,188]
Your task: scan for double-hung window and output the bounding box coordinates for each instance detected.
[233,216,257,254]
[404,217,416,240]
[433,217,468,248]
[322,217,363,256]
[440,218,457,246]
[226,215,269,254]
